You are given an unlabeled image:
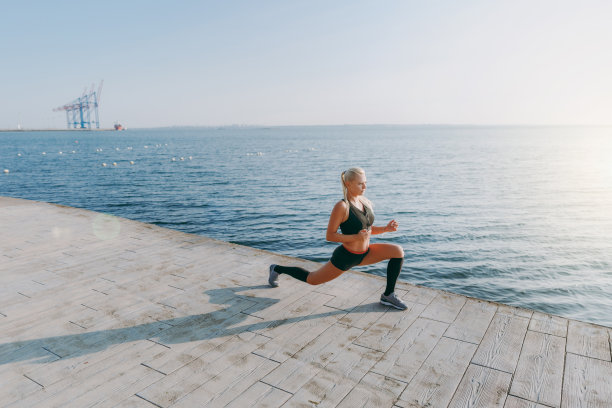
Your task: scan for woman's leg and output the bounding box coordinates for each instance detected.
[271,261,345,286]
[272,265,309,282]
[358,243,405,296]
[306,262,346,285]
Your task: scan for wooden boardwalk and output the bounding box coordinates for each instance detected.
[1,196,610,408]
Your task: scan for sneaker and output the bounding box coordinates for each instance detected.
[268,264,279,287]
[380,292,407,310]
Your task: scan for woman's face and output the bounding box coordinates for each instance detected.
[346,173,367,197]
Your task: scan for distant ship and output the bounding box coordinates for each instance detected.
[114,123,124,131]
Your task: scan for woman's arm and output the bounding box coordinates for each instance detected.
[325,201,366,244]
[370,226,387,235]
[370,219,399,235]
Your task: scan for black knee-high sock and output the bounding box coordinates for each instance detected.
[273,265,309,283]
[384,258,403,296]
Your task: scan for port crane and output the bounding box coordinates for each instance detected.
[53,80,103,129]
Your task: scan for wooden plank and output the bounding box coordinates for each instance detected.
[169,353,279,408]
[15,341,166,407]
[253,304,347,363]
[59,363,164,408]
[396,337,477,408]
[471,313,530,373]
[261,323,364,393]
[396,284,438,305]
[249,292,336,338]
[0,347,60,397]
[108,395,158,407]
[445,299,497,344]
[151,297,257,347]
[68,303,102,329]
[4,279,52,299]
[0,293,30,319]
[509,330,565,407]
[136,331,269,407]
[1,340,73,377]
[420,292,467,323]
[0,373,43,407]
[353,301,427,352]
[0,341,61,367]
[24,341,167,389]
[40,319,171,359]
[497,305,533,319]
[283,343,384,407]
[528,312,568,338]
[562,352,612,408]
[240,280,319,320]
[141,312,265,375]
[223,381,292,408]
[370,317,448,383]
[336,371,406,408]
[448,364,512,408]
[504,395,549,408]
[314,271,385,311]
[0,288,108,339]
[338,289,393,330]
[566,320,611,361]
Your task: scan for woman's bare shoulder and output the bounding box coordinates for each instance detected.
[329,200,349,224]
[333,199,349,210]
[330,200,349,217]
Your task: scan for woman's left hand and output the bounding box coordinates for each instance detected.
[385,219,398,232]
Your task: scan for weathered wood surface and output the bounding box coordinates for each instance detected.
[1,196,611,407]
[471,313,530,373]
[562,353,612,408]
[509,331,565,407]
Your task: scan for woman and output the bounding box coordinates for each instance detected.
[269,167,408,310]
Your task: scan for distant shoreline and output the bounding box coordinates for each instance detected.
[2,124,610,133]
[0,128,117,132]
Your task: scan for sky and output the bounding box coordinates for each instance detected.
[1,0,611,129]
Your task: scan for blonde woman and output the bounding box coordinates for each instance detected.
[269,167,407,310]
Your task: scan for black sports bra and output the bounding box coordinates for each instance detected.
[339,200,374,235]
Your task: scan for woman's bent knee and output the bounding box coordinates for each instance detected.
[395,245,405,258]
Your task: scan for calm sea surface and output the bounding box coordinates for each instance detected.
[2,126,611,326]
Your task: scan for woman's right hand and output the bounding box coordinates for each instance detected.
[355,229,370,244]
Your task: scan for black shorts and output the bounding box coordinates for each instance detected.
[330,245,369,271]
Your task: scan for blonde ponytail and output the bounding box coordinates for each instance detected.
[341,171,348,203]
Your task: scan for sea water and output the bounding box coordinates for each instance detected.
[1,125,611,326]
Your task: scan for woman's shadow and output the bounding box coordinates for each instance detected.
[0,285,371,366]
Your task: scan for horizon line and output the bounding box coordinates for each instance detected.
[2,123,612,132]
